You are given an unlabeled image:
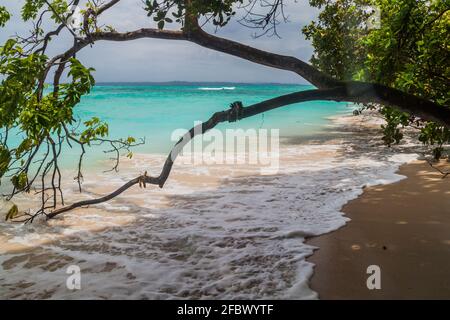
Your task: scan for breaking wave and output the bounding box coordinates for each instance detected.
[198,87,236,91]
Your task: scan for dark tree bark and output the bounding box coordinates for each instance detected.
[22,0,449,220]
[80,27,450,127]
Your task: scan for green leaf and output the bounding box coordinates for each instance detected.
[0,6,11,27]
[5,204,19,221]
[11,172,28,190]
[0,146,12,178]
[21,0,46,21]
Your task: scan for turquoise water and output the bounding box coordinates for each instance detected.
[75,83,350,154]
[1,83,418,300]
[7,83,352,169]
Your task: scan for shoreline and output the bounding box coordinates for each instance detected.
[306,160,450,299]
[0,111,437,299]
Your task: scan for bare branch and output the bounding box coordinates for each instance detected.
[43,86,399,219]
[5,0,449,223]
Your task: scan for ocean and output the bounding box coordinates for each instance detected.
[68,83,351,163]
[3,83,352,168]
[0,83,418,299]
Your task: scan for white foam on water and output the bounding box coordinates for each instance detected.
[0,114,419,299]
[198,87,236,91]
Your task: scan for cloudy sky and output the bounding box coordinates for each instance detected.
[0,0,319,84]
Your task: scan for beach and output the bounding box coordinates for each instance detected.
[307,160,450,299]
[0,84,447,299]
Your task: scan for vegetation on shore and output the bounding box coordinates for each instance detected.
[0,0,448,222]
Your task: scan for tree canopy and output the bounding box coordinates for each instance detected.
[303,0,449,151]
[0,0,449,222]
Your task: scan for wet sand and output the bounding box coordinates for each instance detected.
[2,110,446,299]
[307,160,450,299]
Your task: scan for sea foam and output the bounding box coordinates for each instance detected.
[198,87,236,91]
[0,114,418,299]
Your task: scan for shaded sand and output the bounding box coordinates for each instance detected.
[307,160,450,299]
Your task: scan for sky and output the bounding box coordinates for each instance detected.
[0,0,320,84]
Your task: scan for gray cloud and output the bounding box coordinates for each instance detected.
[0,0,319,83]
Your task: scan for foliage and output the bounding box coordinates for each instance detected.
[304,0,450,158]
[0,1,142,219]
[0,0,448,221]
[11,172,28,190]
[21,0,47,21]
[379,107,409,147]
[144,0,241,29]
[80,117,109,144]
[0,145,11,178]
[419,122,450,159]
[5,204,19,221]
[302,0,372,81]
[0,6,10,27]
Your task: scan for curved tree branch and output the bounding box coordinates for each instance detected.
[17,1,448,221]
[46,87,341,219]
[41,3,448,126]
[76,27,450,126]
[46,83,450,220]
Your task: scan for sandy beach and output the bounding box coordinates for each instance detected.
[307,160,450,299]
[0,110,447,299]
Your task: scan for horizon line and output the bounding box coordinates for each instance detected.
[48,81,312,86]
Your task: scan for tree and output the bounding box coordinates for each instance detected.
[0,0,449,222]
[303,0,450,152]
